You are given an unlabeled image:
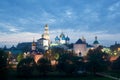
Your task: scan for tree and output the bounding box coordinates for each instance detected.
[86,47,109,75]
[36,57,51,76]
[110,43,120,52]
[54,53,59,60]
[51,47,65,55]
[57,54,79,75]
[17,57,36,76]
[22,46,31,52]
[0,49,8,77]
[111,56,120,78]
[17,53,24,62]
[111,56,120,72]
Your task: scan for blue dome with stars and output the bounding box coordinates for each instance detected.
[55,36,60,41]
[66,36,70,41]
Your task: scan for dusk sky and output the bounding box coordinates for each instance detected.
[0,0,120,47]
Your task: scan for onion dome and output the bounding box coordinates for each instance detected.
[66,36,70,41]
[60,32,65,38]
[32,38,36,46]
[32,41,36,46]
[62,36,66,40]
[55,36,60,41]
[93,36,99,44]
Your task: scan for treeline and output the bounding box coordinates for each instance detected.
[0,46,120,78]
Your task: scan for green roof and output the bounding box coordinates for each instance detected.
[93,40,99,44]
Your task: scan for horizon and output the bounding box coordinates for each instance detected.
[0,0,120,48]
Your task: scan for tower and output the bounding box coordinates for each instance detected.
[32,38,36,51]
[73,37,87,56]
[43,24,50,41]
[93,36,99,48]
[37,24,50,51]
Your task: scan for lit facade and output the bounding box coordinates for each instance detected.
[73,37,87,56]
[37,24,50,50]
[74,36,100,56]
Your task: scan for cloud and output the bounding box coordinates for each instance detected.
[107,1,120,19]
[0,28,120,48]
[0,22,22,32]
[0,0,120,48]
[0,32,41,42]
[108,1,120,11]
[0,31,42,47]
[50,29,120,44]
[18,18,30,24]
[80,7,100,22]
[65,9,75,18]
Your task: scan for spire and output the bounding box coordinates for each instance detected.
[44,24,49,33]
[60,32,65,38]
[45,24,48,27]
[95,36,97,40]
[32,37,36,51]
[66,36,70,41]
[43,24,50,40]
[32,37,36,46]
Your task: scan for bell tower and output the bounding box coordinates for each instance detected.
[32,37,36,51]
[43,24,50,41]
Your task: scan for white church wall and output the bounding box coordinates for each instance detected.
[73,44,87,56]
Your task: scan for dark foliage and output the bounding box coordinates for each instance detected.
[17,57,36,76]
[86,46,109,75]
[51,47,65,55]
[110,43,120,52]
[111,56,120,72]
[37,57,51,76]
[57,53,84,75]
[0,49,8,77]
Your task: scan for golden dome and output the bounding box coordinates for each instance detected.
[32,42,36,46]
[32,37,36,46]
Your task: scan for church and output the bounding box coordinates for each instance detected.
[16,24,50,58]
[23,24,50,63]
[37,24,50,50]
[9,24,100,58]
[55,32,70,44]
[73,36,100,56]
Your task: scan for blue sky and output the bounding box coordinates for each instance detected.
[0,0,120,47]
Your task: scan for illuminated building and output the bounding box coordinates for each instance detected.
[37,24,50,50]
[74,36,100,56]
[43,24,50,41]
[118,48,120,51]
[55,32,70,44]
[73,37,87,56]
